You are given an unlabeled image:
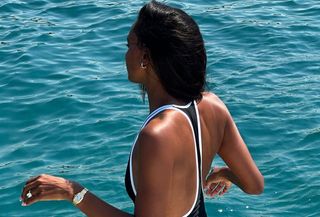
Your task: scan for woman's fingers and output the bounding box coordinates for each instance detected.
[204,167,232,198]
[21,183,47,206]
[205,182,221,197]
[21,179,41,201]
[220,186,228,195]
[211,182,224,196]
[23,187,57,206]
[22,183,65,206]
[22,188,41,206]
[216,183,225,195]
[21,174,73,206]
[205,181,232,198]
[218,181,232,196]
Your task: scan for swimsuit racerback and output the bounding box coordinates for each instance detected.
[125,101,207,217]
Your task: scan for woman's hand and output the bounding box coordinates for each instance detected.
[204,167,232,198]
[20,174,82,206]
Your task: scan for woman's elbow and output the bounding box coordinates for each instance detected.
[244,174,264,195]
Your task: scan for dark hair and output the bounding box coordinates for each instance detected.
[134,0,206,102]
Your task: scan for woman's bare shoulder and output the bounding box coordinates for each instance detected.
[137,109,189,151]
[201,92,229,116]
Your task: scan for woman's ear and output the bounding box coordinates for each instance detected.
[140,49,150,68]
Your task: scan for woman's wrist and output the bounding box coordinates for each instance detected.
[218,167,232,181]
[65,179,83,202]
[220,167,239,186]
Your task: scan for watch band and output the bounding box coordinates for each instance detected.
[72,188,88,205]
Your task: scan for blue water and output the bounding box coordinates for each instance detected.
[0,0,319,216]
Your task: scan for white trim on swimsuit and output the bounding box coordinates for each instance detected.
[128,101,203,217]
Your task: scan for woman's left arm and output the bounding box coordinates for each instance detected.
[21,174,133,217]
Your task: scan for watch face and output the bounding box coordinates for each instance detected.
[73,188,87,205]
[75,194,82,202]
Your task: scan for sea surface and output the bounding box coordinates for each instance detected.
[0,0,319,216]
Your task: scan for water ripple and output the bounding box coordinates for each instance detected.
[1,0,320,216]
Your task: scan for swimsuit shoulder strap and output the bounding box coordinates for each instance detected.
[128,104,175,196]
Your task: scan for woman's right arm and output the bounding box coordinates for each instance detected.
[20,120,180,217]
[207,107,264,195]
[21,174,133,217]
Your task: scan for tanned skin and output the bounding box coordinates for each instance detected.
[21,30,263,217]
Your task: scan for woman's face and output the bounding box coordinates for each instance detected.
[125,31,146,83]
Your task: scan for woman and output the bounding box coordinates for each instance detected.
[21,1,264,216]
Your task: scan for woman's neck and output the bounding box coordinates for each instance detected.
[146,83,187,113]
[143,69,188,113]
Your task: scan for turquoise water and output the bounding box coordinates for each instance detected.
[1,0,319,216]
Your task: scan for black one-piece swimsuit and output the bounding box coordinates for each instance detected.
[125,101,208,217]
